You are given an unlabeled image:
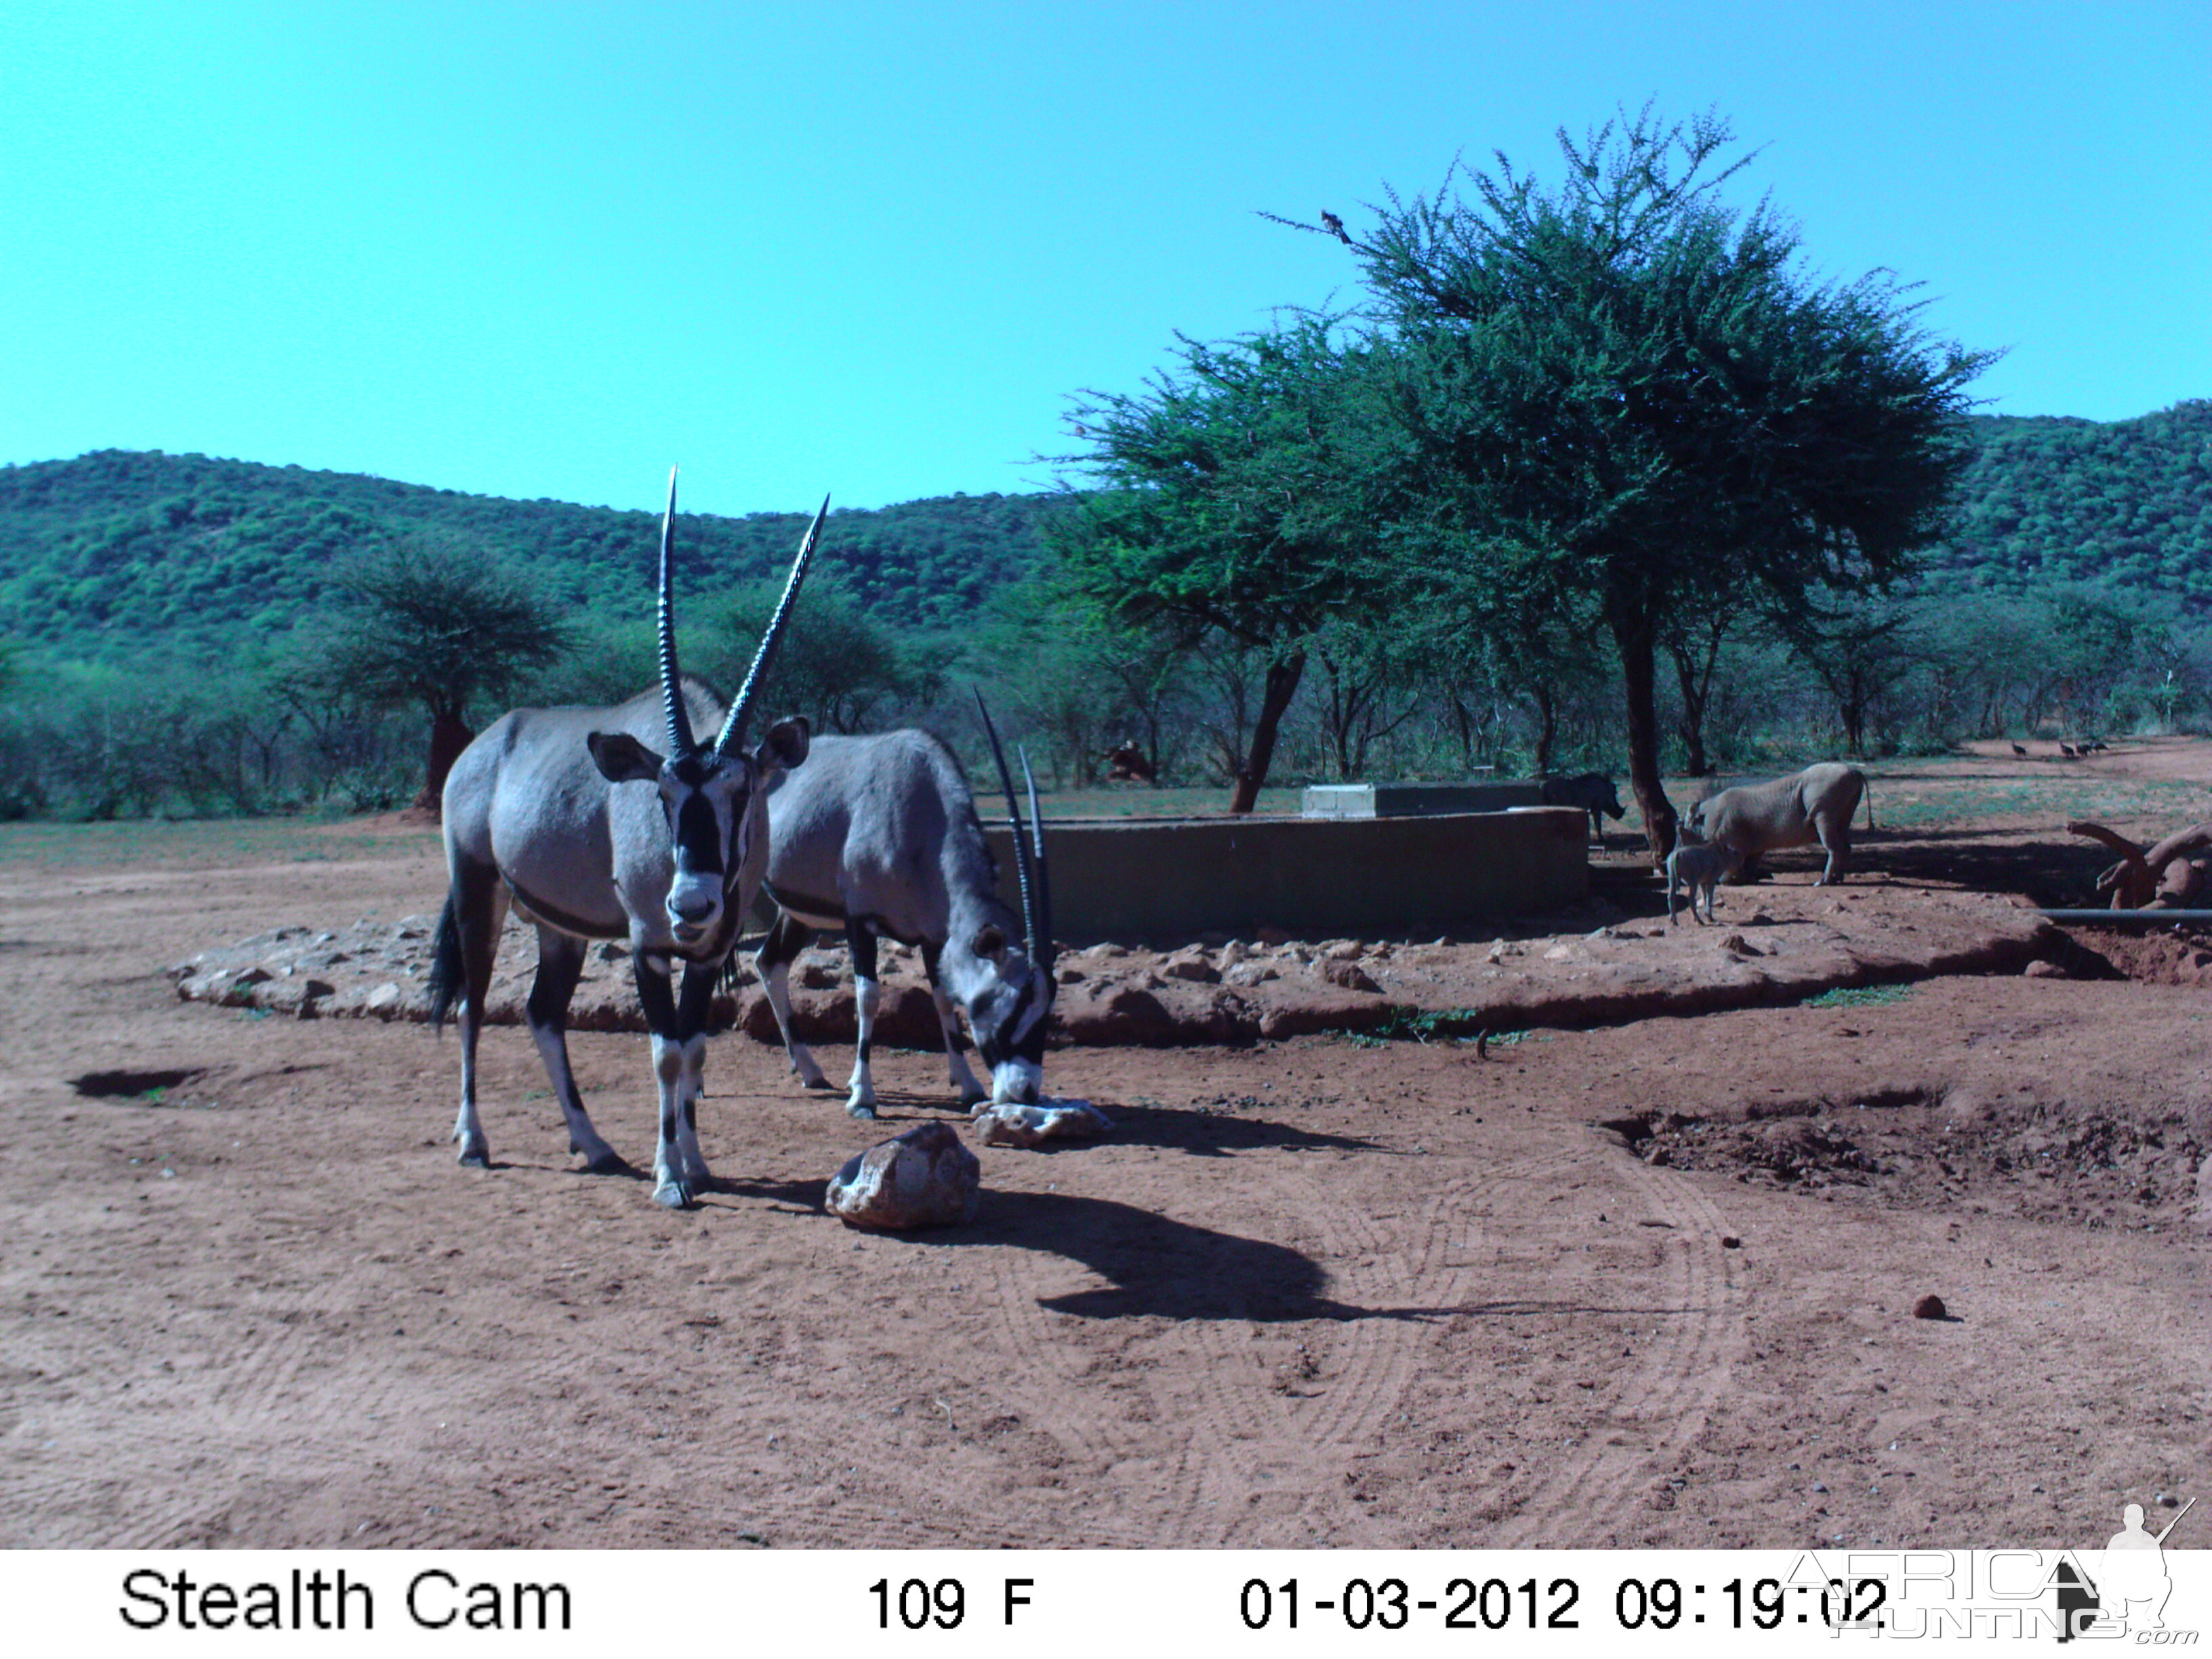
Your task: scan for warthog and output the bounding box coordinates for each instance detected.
[1540,772,1625,842]
[1684,762,1871,886]
[1666,837,1743,925]
[1104,741,1156,783]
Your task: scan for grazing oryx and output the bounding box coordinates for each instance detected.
[427,472,824,1207]
[752,701,1055,1119]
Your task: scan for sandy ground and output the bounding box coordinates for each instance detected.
[3,744,2209,1550]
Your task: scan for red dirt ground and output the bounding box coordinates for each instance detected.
[3,743,2207,1549]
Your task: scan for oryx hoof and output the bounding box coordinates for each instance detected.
[845,1102,879,1122]
[959,1087,989,1111]
[455,1135,490,1168]
[652,1177,696,1209]
[577,1148,625,1175]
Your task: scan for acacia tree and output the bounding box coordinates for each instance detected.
[973,581,1195,788]
[710,577,932,735]
[1052,319,1389,813]
[319,539,571,814]
[1780,589,1923,757]
[1299,106,1990,858]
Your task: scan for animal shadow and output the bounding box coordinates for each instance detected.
[710,1173,832,1213]
[933,1190,1380,1322]
[1099,1100,1381,1159]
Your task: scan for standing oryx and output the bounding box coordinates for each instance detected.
[428,471,824,1207]
[752,700,1055,1119]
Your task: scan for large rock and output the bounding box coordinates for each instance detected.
[825,1122,981,1231]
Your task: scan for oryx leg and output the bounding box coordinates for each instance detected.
[633,953,718,1208]
[525,925,621,1173]
[754,912,832,1090]
[844,924,881,1120]
[449,863,508,1168]
[922,941,990,1109]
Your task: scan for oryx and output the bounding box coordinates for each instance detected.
[427,471,824,1207]
[752,699,1055,1119]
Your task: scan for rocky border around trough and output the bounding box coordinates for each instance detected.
[169,883,2062,1047]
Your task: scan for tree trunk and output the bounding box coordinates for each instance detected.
[1228,651,1306,815]
[1450,693,1475,773]
[1839,665,1870,758]
[1532,682,1559,777]
[415,708,476,817]
[1666,630,1721,777]
[1611,607,1676,867]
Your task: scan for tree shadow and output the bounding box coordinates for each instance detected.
[1871,826,2108,906]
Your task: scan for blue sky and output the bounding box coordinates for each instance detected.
[3,1,2206,515]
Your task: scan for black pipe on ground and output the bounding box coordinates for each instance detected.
[2038,909,2212,926]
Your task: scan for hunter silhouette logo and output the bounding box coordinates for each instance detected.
[2059,1496,2196,1641]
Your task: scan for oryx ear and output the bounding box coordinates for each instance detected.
[588,731,664,783]
[754,716,810,777]
[971,924,1008,963]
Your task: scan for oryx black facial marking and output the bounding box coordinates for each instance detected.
[972,967,1050,1073]
[426,470,826,1208]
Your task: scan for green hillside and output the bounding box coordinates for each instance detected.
[3,401,2209,665]
[0,449,1062,661]
[1931,399,2212,598]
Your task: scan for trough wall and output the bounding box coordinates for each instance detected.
[981,807,1589,941]
[1301,781,1549,817]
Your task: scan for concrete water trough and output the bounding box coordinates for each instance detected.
[982,805,1589,942]
[1300,780,1548,817]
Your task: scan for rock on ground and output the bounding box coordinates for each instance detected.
[824,1122,981,1231]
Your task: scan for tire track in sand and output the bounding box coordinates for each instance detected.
[955,1141,1580,1547]
[8,1272,380,1546]
[1486,1143,1746,1547]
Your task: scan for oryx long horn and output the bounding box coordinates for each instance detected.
[974,691,1044,967]
[655,466,697,757]
[1019,744,1054,977]
[713,494,830,758]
